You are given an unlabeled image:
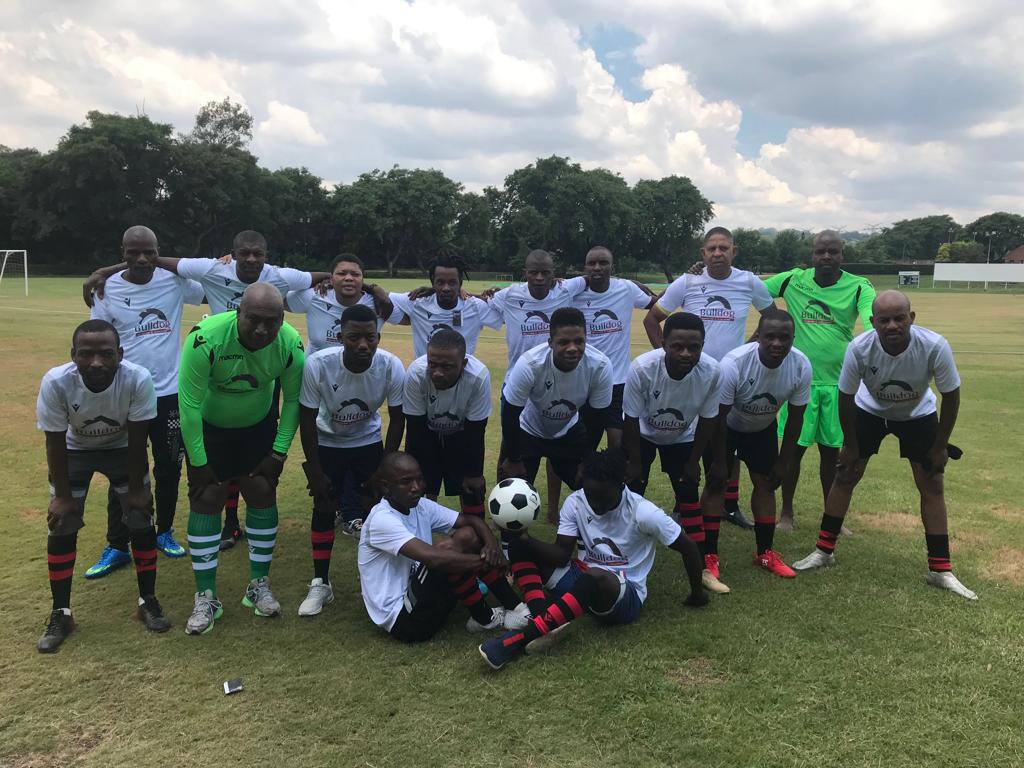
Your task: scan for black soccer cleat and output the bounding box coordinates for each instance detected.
[137,596,172,633]
[37,609,75,654]
[724,507,754,530]
[220,523,243,551]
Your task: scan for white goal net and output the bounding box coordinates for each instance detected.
[0,250,28,295]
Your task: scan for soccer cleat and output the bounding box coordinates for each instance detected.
[479,631,526,670]
[754,549,797,578]
[242,576,281,617]
[297,578,335,617]
[704,553,722,579]
[137,595,172,632]
[466,603,532,633]
[340,518,364,537]
[724,507,754,530]
[185,590,223,635]
[84,546,132,579]
[792,549,836,571]
[219,523,243,551]
[925,571,978,601]
[37,609,75,653]
[156,529,186,558]
[525,622,571,655]
[701,569,731,594]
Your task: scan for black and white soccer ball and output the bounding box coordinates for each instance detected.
[487,478,541,532]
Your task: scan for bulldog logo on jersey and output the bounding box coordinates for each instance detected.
[589,308,623,336]
[136,307,172,337]
[332,398,373,425]
[700,295,735,322]
[541,398,577,421]
[75,414,123,437]
[801,299,834,325]
[740,392,780,415]
[325,318,344,345]
[521,310,550,337]
[647,407,688,432]
[877,380,919,402]
[226,291,245,310]
[225,374,260,391]
[587,537,628,567]
[429,410,464,435]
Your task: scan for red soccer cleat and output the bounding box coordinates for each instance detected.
[704,553,721,579]
[754,549,796,578]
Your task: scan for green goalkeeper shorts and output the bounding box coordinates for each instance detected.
[777,385,844,449]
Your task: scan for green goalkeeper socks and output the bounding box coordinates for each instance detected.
[187,510,222,597]
[245,505,278,581]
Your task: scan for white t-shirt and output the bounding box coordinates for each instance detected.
[503,344,614,439]
[175,258,312,314]
[623,350,722,445]
[558,488,680,602]
[573,279,652,384]
[387,293,489,358]
[482,277,587,372]
[839,326,960,421]
[403,354,491,435]
[719,342,812,433]
[287,289,381,354]
[90,269,205,397]
[358,498,459,631]
[37,360,158,450]
[656,269,774,362]
[299,347,405,448]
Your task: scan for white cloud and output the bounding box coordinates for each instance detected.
[255,101,327,148]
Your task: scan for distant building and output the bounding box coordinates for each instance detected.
[1004,246,1024,264]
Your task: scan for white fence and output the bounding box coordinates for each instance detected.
[933,263,1024,289]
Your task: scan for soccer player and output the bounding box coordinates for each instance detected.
[357,452,530,641]
[643,227,775,530]
[179,284,306,634]
[403,328,491,516]
[703,309,811,585]
[297,304,405,616]
[500,307,615,490]
[36,319,169,652]
[84,226,205,580]
[387,252,490,358]
[793,291,977,600]
[622,312,723,589]
[763,230,875,532]
[478,449,707,670]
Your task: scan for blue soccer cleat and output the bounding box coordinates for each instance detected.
[156,529,186,558]
[478,631,526,670]
[84,546,132,579]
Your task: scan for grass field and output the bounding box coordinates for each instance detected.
[1,277,1022,768]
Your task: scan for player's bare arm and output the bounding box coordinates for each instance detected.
[298,405,332,503]
[123,419,154,514]
[643,302,670,348]
[771,403,806,490]
[384,405,405,454]
[926,388,960,475]
[452,513,507,572]
[667,533,708,607]
[44,431,77,529]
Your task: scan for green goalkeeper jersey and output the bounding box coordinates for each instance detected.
[762,268,876,386]
[178,311,305,466]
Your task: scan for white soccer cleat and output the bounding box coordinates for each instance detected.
[467,606,509,633]
[525,622,571,655]
[792,549,836,571]
[505,602,532,630]
[925,571,978,601]
[701,570,731,594]
[297,578,335,616]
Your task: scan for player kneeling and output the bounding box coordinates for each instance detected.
[357,453,530,641]
[479,449,707,670]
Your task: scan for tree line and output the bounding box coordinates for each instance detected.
[1,100,1021,278]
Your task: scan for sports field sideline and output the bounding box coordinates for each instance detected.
[1,277,1022,768]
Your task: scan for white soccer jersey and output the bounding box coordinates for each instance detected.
[573,279,652,384]
[623,350,722,445]
[482,277,587,373]
[90,269,205,396]
[387,293,489,358]
[656,269,774,362]
[37,360,158,450]
[358,498,459,630]
[403,354,491,435]
[503,344,614,440]
[719,342,812,433]
[175,258,312,314]
[287,289,382,354]
[557,488,680,602]
[839,326,960,421]
[299,347,405,448]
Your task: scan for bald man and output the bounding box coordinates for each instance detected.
[793,291,976,600]
[178,283,307,634]
[85,227,206,577]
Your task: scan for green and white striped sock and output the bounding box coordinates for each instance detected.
[246,505,278,581]
[188,510,222,597]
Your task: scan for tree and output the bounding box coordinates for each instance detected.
[963,212,1024,261]
[184,98,253,149]
[881,215,960,262]
[261,166,330,267]
[0,145,41,247]
[771,229,812,271]
[731,228,777,274]
[451,191,494,269]
[844,235,889,263]
[936,240,985,263]
[631,175,714,281]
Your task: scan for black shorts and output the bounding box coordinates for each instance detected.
[726,421,779,476]
[202,409,276,481]
[388,564,458,643]
[580,383,625,450]
[318,442,384,500]
[408,431,474,497]
[628,438,698,500]
[521,421,589,490]
[855,407,938,464]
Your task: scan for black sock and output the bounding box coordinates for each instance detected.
[129,527,158,597]
[926,533,952,572]
[816,514,844,554]
[724,481,740,513]
[754,515,776,554]
[311,503,335,582]
[703,514,721,555]
[48,533,77,610]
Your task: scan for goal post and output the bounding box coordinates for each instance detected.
[0,250,28,296]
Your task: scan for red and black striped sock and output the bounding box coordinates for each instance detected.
[479,567,522,610]
[676,501,704,545]
[129,527,158,597]
[47,533,77,610]
[724,481,740,513]
[510,561,547,615]
[816,514,844,554]
[460,492,485,518]
[521,571,600,644]
[311,529,335,582]
[703,514,721,555]
[223,483,241,528]
[448,571,495,625]
[926,534,952,572]
[754,515,776,554]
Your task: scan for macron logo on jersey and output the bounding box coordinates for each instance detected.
[801,299,834,325]
[700,295,735,322]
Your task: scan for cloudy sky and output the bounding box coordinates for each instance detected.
[1,0,1022,230]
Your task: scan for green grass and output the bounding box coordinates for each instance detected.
[1,278,1022,768]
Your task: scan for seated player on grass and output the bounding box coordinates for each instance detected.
[357,453,530,641]
[479,448,707,670]
[36,319,169,653]
[622,312,726,593]
[296,304,406,616]
[792,291,977,601]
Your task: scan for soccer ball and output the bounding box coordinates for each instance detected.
[487,478,541,531]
